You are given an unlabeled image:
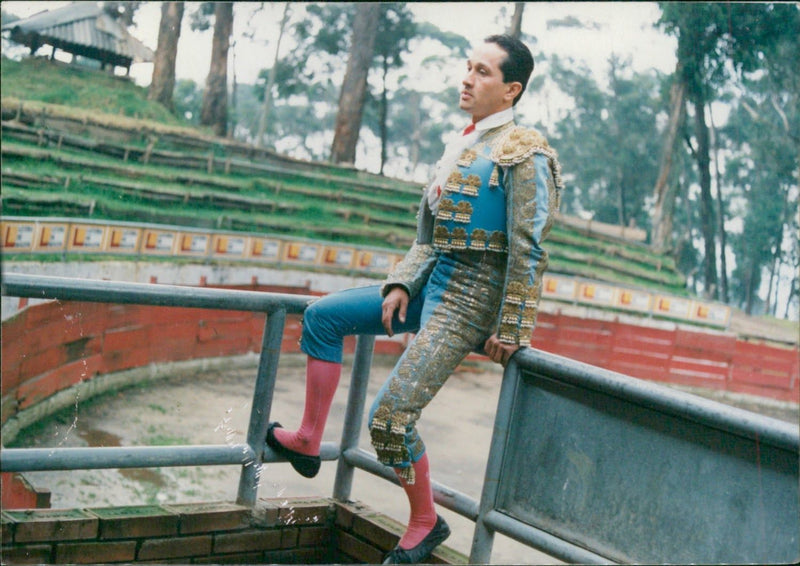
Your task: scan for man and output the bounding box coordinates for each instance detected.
[267,34,563,563]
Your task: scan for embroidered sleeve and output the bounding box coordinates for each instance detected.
[496,141,563,346]
[380,242,437,299]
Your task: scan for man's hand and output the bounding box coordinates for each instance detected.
[484,334,520,367]
[382,287,410,337]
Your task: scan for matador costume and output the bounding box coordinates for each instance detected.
[299,109,564,483]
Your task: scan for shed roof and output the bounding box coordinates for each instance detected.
[2,2,154,68]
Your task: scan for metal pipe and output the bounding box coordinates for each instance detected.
[482,510,612,565]
[237,309,286,505]
[333,335,375,501]
[469,359,520,564]
[1,273,310,313]
[342,448,480,521]
[0,444,254,472]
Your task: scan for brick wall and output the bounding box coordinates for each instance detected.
[1,498,465,565]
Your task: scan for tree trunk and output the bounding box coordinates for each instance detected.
[148,2,184,111]
[200,2,233,138]
[784,274,798,319]
[256,2,290,147]
[744,260,756,315]
[379,55,388,175]
[509,3,524,39]
[708,103,729,302]
[693,97,718,299]
[330,2,380,165]
[650,69,686,252]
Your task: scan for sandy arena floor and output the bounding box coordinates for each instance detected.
[12,353,798,564]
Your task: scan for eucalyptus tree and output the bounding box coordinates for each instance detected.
[192,1,233,137]
[330,3,381,165]
[657,1,798,300]
[252,3,468,172]
[721,7,799,316]
[148,2,184,112]
[547,55,662,230]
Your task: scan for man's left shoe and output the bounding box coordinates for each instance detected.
[266,422,321,478]
[382,515,451,564]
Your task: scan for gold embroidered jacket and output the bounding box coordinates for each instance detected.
[382,121,564,346]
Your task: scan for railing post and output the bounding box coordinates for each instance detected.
[469,359,519,564]
[237,308,286,506]
[333,335,375,502]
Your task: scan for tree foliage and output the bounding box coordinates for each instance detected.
[548,55,662,230]
[657,2,799,302]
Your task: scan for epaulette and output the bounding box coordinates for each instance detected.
[490,126,551,167]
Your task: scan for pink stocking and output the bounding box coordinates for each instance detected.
[272,357,341,456]
[396,452,438,549]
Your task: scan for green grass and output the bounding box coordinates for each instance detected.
[1,57,182,124]
[0,55,691,294]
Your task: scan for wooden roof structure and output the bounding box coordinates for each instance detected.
[2,2,154,72]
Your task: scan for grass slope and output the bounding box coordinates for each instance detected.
[1,57,687,295]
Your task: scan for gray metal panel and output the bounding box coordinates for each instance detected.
[495,349,799,564]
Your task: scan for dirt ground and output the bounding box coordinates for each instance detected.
[12,354,798,565]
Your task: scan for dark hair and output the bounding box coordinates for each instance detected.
[484,34,534,106]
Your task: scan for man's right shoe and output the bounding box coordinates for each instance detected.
[382,515,451,564]
[266,422,321,478]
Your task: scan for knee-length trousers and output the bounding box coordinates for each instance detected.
[299,249,507,483]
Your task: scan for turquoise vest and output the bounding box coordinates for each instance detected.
[432,143,508,253]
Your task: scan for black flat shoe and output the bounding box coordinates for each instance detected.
[266,422,321,478]
[382,515,451,564]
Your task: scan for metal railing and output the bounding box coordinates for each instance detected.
[2,273,798,564]
[0,274,480,541]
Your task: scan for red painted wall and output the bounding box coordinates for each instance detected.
[530,313,799,402]
[2,290,798,427]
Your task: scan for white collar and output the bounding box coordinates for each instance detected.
[471,107,514,133]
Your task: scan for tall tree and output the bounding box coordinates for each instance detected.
[722,4,799,315]
[509,2,524,39]
[255,3,291,147]
[148,1,184,111]
[372,3,415,174]
[548,55,662,229]
[658,2,798,300]
[649,67,686,252]
[199,2,233,137]
[330,2,381,165]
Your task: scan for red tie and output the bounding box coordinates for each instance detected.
[462,123,476,136]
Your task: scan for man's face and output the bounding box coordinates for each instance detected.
[459,41,518,122]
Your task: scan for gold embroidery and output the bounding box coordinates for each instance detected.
[461,180,480,197]
[445,171,464,192]
[381,243,437,298]
[488,231,508,252]
[504,281,527,305]
[454,201,473,223]
[469,229,488,250]
[450,227,468,249]
[491,126,550,167]
[489,165,499,188]
[433,225,451,247]
[456,148,478,168]
[436,198,456,221]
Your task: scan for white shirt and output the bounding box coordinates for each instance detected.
[426,107,515,211]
